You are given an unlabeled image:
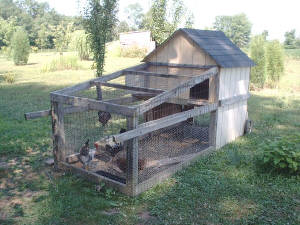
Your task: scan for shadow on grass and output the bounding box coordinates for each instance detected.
[1,84,300,225]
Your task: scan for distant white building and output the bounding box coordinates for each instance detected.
[119,31,155,53]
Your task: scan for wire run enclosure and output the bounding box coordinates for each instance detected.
[50,63,222,196]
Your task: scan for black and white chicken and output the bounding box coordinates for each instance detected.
[78,139,94,170]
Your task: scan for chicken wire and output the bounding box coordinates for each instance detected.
[137,113,210,183]
[63,109,129,184]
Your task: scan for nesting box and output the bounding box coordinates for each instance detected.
[26,28,254,196]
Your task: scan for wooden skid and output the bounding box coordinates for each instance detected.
[25,109,51,120]
[135,146,215,195]
[60,162,128,194]
[137,67,218,114]
[50,93,136,116]
[93,81,165,94]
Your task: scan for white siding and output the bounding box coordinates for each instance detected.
[216,67,250,149]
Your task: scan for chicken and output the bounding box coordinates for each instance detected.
[116,157,146,173]
[78,139,92,170]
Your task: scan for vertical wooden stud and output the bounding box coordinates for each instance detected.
[51,101,66,169]
[209,69,220,147]
[126,113,139,196]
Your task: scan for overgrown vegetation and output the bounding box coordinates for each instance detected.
[11,27,30,65]
[250,35,285,88]
[2,71,16,84]
[69,30,91,60]
[259,135,300,174]
[120,45,147,58]
[41,55,81,73]
[250,35,266,88]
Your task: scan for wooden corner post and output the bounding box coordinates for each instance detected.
[209,69,220,147]
[51,101,66,169]
[126,112,139,196]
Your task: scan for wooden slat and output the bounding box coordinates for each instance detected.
[123,70,194,79]
[137,67,218,114]
[53,63,147,95]
[24,110,51,120]
[93,82,165,94]
[147,62,216,69]
[219,93,250,107]
[102,103,218,143]
[50,93,136,116]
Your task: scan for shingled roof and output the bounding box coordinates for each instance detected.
[143,28,255,68]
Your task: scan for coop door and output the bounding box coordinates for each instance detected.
[190,79,209,100]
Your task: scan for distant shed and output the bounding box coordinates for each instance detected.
[120,30,155,53]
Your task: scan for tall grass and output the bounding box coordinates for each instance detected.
[41,55,82,73]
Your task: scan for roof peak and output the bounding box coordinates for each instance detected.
[143,28,255,68]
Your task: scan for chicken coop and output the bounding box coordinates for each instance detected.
[25,28,254,196]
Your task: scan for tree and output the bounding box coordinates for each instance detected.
[250,35,266,88]
[53,22,73,53]
[146,0,194,44]
[124,3,144,30]
[0,17,16,48]
[284,29,296,49]
[10,27,30,65]
[266,40,284,87]
[84,0,118,77]
[213,13,252,48]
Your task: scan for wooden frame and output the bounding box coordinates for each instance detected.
[25,56,251,196]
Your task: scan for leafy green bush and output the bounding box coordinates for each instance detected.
[120,45,147,58]
[41,55,81,73]
[3,71,15,84]
[10,27,30,65]
[266,40,285,87]
[260,135,300,173]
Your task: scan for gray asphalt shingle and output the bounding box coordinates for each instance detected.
[180,28,255,68]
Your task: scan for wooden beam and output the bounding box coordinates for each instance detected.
[25,110,51,120]
[123,70,194,79]
[219,93,250,107]
[95,103,217,144]
[50,93,137,116]
[137,67,218,114]
[53,63,147,95]
[147,62,216,69]
[103,96,135,105]
[93,82,165,94]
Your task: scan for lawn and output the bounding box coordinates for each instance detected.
[0,52,300,225]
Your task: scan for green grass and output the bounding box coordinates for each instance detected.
[285,48,300,59]
[0,52,300,224]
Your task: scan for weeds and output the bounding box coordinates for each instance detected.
[41,55,82,73]
[2,71,16,84]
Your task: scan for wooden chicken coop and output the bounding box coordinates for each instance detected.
[25,28,254,196]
